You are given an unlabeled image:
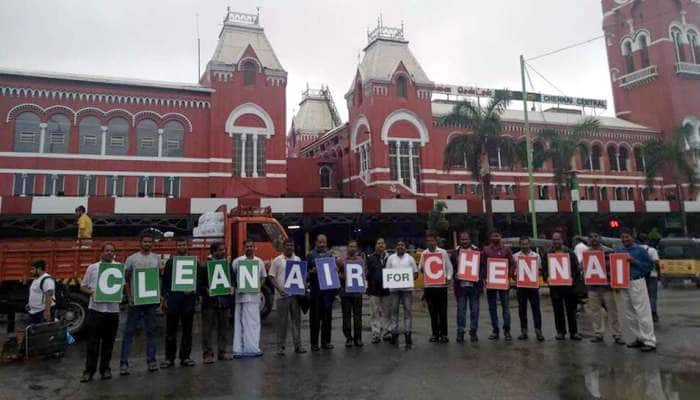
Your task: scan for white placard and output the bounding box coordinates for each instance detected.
[382,268,414,289]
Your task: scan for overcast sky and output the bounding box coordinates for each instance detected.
[0,0,614,129]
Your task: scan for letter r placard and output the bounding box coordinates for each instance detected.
[95,262,124,303]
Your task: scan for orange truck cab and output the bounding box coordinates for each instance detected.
[0,206,287,334]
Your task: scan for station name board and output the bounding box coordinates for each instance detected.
[433,84,607,109]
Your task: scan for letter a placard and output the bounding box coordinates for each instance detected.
[284,260,307,295]
[316,257,340,290]
[547,253,573,286]
[609,253,630,289]
[422,252,446,286]
[171,256,197,292]
[486,258,509,290]
[237,260,261,294]
[456,250,480,282]
[95,263,124,303]
[583,251,608,286]
[207,260,232,296]
[132,267,160,305]
[515,255,539,288]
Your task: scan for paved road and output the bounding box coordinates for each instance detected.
[1,286,699,400]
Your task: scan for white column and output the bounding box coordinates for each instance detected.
[394,142,401,182]
[497,147,502,169]
[616,152,621,171]
[240,134,247,177]
[112,176,118,198]
[157,128,164,157]
[100,126,108,155]
[51,174,57,197]
[39,122,47,154]
[252,134,258,177]
[408,141,416,190]
[20,173,28,197]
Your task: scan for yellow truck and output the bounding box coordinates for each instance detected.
[658,238,700,288]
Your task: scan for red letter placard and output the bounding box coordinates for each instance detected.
[547,253,573,286]
[422,252,446,286]
[456,250,480,282]
[609,253,630,289]
[486,258,509,290]
[582,251,608,286]
[515,255,539,288]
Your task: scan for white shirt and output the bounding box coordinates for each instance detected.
[386,252,418,292]
[28,272,55,314]
[418,247,454,288]
[641,244,660,277]
[574,242,589,264]
[232,255,267,303]
[82,262,121,313]
[269,253,301,297]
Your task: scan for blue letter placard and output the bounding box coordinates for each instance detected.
[345,260,366,293]
[284,260,307,295]
[315,257,340,290]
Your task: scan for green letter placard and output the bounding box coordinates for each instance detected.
[208,260,232,296]
[132,267,160,305]
[171,256,197,292]
[237,259,260,294]
[95,262,124,303]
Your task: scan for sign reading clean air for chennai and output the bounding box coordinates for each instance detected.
[131,266,161,305]
[94,263,125,303]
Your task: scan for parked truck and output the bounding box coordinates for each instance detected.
[0,206,288,334]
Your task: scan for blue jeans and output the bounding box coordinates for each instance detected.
[487,289,510,334]
[120,304,158,365]
[455,286,480,336]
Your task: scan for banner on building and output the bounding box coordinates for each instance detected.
[583,251,608,286]
[547,253,573,286]
[171,256,197,292]
[94,263,124,303]
[344,260,366,293]
[207,260,232,296]
[315,257,340,290]
[422,252,446,286]
[516,255,539,288]
[131,266,160,305]
[486,258,509,290]
[383,268,414,289]
[456,250,480,282]
[284,260,307,295]
[609,253,630,289]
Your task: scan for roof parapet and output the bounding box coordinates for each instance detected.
[223,7,260,28]
[367,15,406,45]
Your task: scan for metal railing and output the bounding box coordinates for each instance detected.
[619,65,658,88]
[676,62,700,77]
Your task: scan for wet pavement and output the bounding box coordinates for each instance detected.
[1,287,699,400]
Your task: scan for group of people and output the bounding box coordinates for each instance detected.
[23,225,660,384]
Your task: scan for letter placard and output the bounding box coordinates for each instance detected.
[316,257,340,290]
[95,263,124,303]
[609,253,630,289]
[486,258,509,290]
[382,268,414,289]
[547,253,573,286]
[422,252,446,286]
[345,260,366,293]
[207,260,231,296]
[237,259,261,294]
[457,250,480,282]
[171,256,197,292]
[132,267,160,305]
[516,255,539,288]
[284,260,307,295]
[583,251,608,286]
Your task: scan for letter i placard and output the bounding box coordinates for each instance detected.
[95,262,125,303]
[315,257,340,290]
[132,266,160,305]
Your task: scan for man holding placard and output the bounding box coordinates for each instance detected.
[545,232,582,341]
[482,231,514,341]
[619,228,657,352]
[160,238,197,369]
[450,231,481,343]
[197,242,234,364]
[80,243,122,382]
[385,239,418,349]
[584,232,624,345]
[306,234,337,351]
[513,237,544,342]
[231,239,267,358]
[420,231,453,344]
[366,238,390,344]
[269,238,306,355]
[338,240,366,348]
[119,232,161,375]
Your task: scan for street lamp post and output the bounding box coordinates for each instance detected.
[570,170,583,236]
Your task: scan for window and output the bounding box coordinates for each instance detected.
[106,176,125,197]
[599,187,608,201]
[634,147,645,172]
[14,112,41,152]
[614,187,626,201]
[165,176,180,198]
[137,176,155,197]
[411,144,421,190]
[137,119,158,157]
[555,185,563,200]
[539,185,549,200]
[359,145,370,179]
[533,142,545,170]
[590,144,602,170]
[320,166,332,189]
[618,147,629,171]
[389,142,398,180]
[78,175,97,196]
[107,118,129,155]
[256,135,266,177]
[13,173,35,196]
[242,61,256,85]
[607,145,619,171]
[624,41,635,73]
[246,223,272,243]
[79,116,102,154]
[689,32,699,64]
[45,114,70,153]
[232,133,266,177]
[44,174,64,196]
[396,76,408,98]
[388,140,421,191]
[454,184,467,195]
[672,28,686,63]
[586,186,596,200]
[163,121,184,157]
[627,187,635,201]
[639,35,650,68]
[472,184,482,195]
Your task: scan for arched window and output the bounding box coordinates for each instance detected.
[388,140,421,191]
[14,112,41,152]
[79,116,102,154]
[106,117,129,155]
[162,121,184,157]
[533,141,545,170]
[627,187,634,201]
[689,31,699,64]
[242,61,256,85]
[618,146,629,171]
[539,185,549,200]
[607,145,619,171]
[586,186,596,200]
[45,114,70,153]
[320,166,332,189]
[591,144,602,170]
[634,146,646,172]
[623,41,635,73]
[233,134,266,177]
[639,35,650,68]
[672,28,686,63]
[137,119,158,157]
[599,186,608,201]
[396,76,408,98]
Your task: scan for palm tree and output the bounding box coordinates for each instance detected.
[441,91,515,233]
[641,126,697,236]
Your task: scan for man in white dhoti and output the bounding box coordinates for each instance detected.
[231,239,267,358]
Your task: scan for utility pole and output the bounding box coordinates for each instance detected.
[571,171,583,236]
[196,13,201,81]
[521,55,538,238]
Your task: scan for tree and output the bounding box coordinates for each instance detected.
[427,200,450,238]
[441,91,515,233]
[641,125,697,236]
